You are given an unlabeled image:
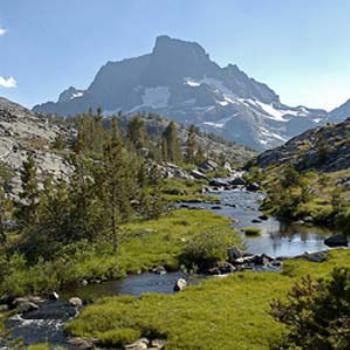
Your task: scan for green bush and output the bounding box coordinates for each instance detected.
[271,268,350,350]
[180,228,239,270]
[243,227,261,236]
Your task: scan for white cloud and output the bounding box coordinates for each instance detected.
[0,27,7,36]
[0,76,16,88]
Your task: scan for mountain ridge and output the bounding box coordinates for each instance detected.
[33,35,333,150]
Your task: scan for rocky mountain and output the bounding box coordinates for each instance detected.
[327,99,350,123]
[33,36,328,151]
[254,117,350,172]
[0,97,73,195]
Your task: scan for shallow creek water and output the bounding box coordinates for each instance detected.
[4,189,337,348]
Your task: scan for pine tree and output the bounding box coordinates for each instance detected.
[17,154,39,228]
[185,125,197,164]
[100,118,132,252]
[162,122,182,163]
[127,117,148,154]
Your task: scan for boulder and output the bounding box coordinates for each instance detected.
[191,170,208,180]
[211,206,222,210]
[151,338,166,349]
[229,177,246,186]
[209,178,229,187]
[251,219,262,223]
[302,251,328,263]
[258,214,268,221]
[0,304,9,312]
[17,301,39,313]
[125,338,149,350]
[69,297,83,307]
[68,337,96,349]
[324,234,348,247]
[174,278,187,292]
[246,182,260,191]
[81,279,88,286]
[49,291,60,301]
[152,266,167,275]
[199,159,219,173]
[227,247,243,261]
[216,261,236,274]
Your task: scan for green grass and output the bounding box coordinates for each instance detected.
[243,227,262,237]
[67,249,350,350]
[162,178,219,203]
[0,209,240,296]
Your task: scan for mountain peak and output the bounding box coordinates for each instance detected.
[152,35,207,57]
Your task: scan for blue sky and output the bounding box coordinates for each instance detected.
[1,0,350,110]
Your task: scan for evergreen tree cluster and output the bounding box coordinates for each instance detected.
[15,112,166,261]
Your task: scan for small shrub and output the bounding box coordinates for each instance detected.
[270,268,350,350]
[243,227,261,236]
[180,228,239,270]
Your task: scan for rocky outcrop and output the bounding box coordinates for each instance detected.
[0,97,73,196]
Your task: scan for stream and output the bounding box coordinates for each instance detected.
[3,188,337,348]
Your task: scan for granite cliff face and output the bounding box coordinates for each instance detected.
[33,36,327,150]
[0,97,73,195]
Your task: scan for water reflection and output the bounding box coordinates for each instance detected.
[182,189,334,257]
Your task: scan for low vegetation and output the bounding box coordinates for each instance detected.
[0,209,239,296]
[254,163,350,230]
[243,226,262,237]
[67,249,350,350]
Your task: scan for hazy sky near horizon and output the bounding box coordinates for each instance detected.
[1,0,350,110]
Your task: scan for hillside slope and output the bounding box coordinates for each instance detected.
[255,118,350,172]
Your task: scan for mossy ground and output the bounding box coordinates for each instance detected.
[67,249,350,350]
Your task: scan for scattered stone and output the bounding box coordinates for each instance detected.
[49,291,60,301]
[229,177,246,186]
[14,296,44,306]
[211,206,222,210]
[153,266,167,275]
[191,170,208,180]
[0,304,9,312]
[246,182,260,191]
[151,339,166,349]
[17,302,39,313]
[227,247,243,261]
[81,279,88,286]
[324,234,348,247]
[199,159,219,173]
[302,251,328,263]
[125,338,149,350]
[68,337,96,349]
[251,219,262,223]
[174,278,187,292]
[258,214,268,220]
[69,297,83,307]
